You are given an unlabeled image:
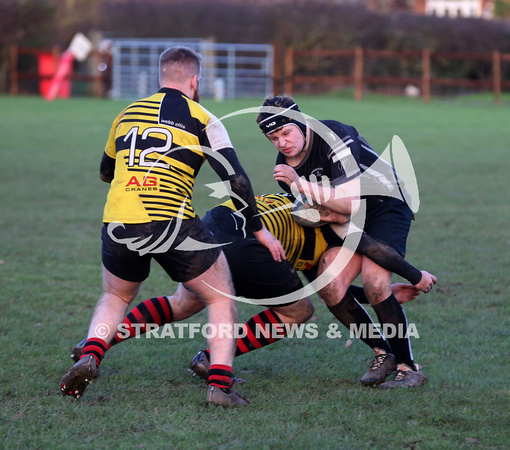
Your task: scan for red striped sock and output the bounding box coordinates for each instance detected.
[235,309,286,356]
[110,296,173,346]
[81,337,107,366]
[208,364,233,389]
[202,310,286,360]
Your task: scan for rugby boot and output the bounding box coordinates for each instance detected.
[361,351,396,386]
[189,350,210,380]
[60,354,99,399]
[379,363,427,389]
[205,385,250,407]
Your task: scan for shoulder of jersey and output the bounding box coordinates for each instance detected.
[184,97,216,125]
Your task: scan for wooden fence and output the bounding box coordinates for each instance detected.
[279,47,510,104]
[9,45,510,104]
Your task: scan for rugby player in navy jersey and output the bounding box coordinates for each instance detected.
[256,96,436,388]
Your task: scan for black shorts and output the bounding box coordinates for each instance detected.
[101,216,221,283]
[203,207,303,304]
[363,197,413,257]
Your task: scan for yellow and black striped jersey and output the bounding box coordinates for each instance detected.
[221,193,329,271]
[102,88,244,224]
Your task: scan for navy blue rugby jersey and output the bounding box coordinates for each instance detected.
[276,120,402,205]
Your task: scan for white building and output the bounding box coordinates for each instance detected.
[425,0,494,18]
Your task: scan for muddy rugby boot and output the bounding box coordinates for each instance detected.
[361,351,397,386]
[206,385,249,407]
[60,355,99,399]
[189,350,210,380]
[379,364,427,389]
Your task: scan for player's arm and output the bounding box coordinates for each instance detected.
[353,232,436,292]
[99,111,123,183]
[207,146,263,231]
[303,268,426,305]
[349,284,423,305]
[273,166,360,216]
[319,227,436,291]
[208,147,286,262]
[100,152,115,183]
[305,201,435,292]
[205,115,285,262]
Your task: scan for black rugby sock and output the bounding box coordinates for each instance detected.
[372,294,415,369]
[348,285,368,304]
[110,296,174,346]
[328,290,393,354]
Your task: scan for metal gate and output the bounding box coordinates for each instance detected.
[109,39,273,100]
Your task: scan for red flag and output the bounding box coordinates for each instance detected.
[44,51,74,101]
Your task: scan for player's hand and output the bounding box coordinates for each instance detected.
[253,227,286,262]
[273,164,301,191]
[414,270,437,293]
[391,283,421,304]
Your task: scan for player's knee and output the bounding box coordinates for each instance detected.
[363,279,390,303]
[318,284,333,304]
[273,297,314,324]
[319,282,349,307]
[298,298,314,322]
[317,250,337,275]
[102,282,140,305]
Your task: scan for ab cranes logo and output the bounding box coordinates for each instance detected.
[125,175,158,191]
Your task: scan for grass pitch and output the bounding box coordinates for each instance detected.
[1,93,509,448]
